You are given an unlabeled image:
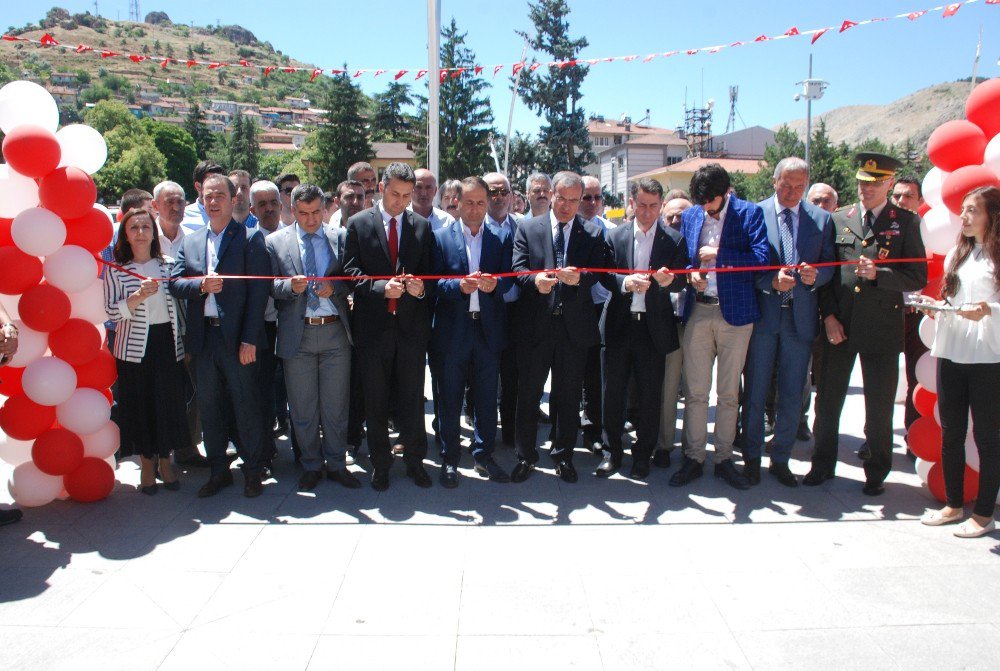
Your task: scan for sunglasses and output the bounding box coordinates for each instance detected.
[581,194,603,203]
[488,188,510,197]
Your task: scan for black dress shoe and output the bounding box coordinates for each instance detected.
[439,464,459,488]
[244,472,264,498]
[175,453,210,468]
[555,460,578,483]
[652,449,672,469]
[768,462,799,487]
[140,484,158,496]
[743,458,761,486]
[298,470,322,491]
[327,468,362,489]
[862,480,885,496]
[714,459,750,490]
[796,422,812,442]
[474,458,510,483]
[371,468,390,491]
[857,441,871,460]
[260,463,273,481]
[595,452,622,478]
[764,417,775,436]
[802,469,834,487]
[586,440,605,456]
[273,419,289,438]
[197,472,234,498]
[629,460,650,480]
[669,456,704,487]
[0,508,23,526]
[510,460,534,483]
[405,463,433,488]
[538,409,551,424]
[623,420,635,433]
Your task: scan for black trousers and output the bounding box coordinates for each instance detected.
[581,302,605,443]
[357,320,428,471]
[346,347,365,449]
[257,321,280,460]
[938,358,1000,518]
[514,315,588,464]
[603,319,666,463]
[812,344,899,484]
[498,302,520,443]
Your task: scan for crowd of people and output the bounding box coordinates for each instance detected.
[1,151,998,538]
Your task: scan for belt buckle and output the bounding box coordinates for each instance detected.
[468,311,481,320]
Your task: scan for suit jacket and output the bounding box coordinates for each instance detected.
[818,201,927,354]
[753,196,836,340]
[430,221,513,354]
[511,212,612,348]
[343,206,435,346]
[680,195,770,326]
[266,223,354,359]
[602,221,689,355]
[169,219,269,356]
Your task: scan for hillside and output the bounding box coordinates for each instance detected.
[783,81,971,148]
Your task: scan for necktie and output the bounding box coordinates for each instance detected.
[302,232,320,311]
[779,208,794,305]
[863,210,874,237]
[553,222,566,308]
[387,217,398,314]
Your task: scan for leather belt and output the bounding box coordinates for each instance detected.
[630,312,645,321]
[205,317,222,327]
[305,315,339,325]
[780,302,793,309]
[467,311,481,320]
[695,294,720,305]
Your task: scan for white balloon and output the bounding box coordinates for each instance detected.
[922,167,949,209]
[0,431,33,466]
[920,207,962,256]
[80,420,120,459]
[984,133,1000,177]
[43,245,98,294]
[915,457,934,484]
[56,388,111,435]
[915,352,938,394]
[55,124,108,175]
[67,281,109,325]
[104,454,117,471]
[965,428,980,472]
[0,293,19,321]
[7,320,48,367]
[8,461,63,507]
[0,81,59,135]
[21,356,77,406]
[0,164,41,218]
[11,208,67,257]
[918,315,937,350]
[933,401,940,426]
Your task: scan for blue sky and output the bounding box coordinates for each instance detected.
[6,1,998,137]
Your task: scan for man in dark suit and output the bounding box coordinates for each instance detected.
[805,153,927,495]
[671,163,770,490]
[170,173,270,498]
[265,183,361,492]
[431,176,513,487]
[742,158,836,488]
[509,171,612,484]
[343,162,435,491]
[599,178,689,479]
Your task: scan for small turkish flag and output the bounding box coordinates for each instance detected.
[239,59,250,67]
[784,26,800,36]
[312,68,324,81]
[493,64,503,76]
[512,63,524,75]
[839,19,857,32]
[908,10,927,20]
[102,50,120,58]
[942,3,962,17]
[811,29,829,44]
[416,69,428,80]
[375,69,387,77]
[40,33,59,46]
[129,54,147,63]
[643,54,656,62]
[754,34,769,42]
[686,49,699,55]
[76,44,93,53]
[474,66,483,75]
[263,66,276,77]
[394,70,409,80]
[186,59,198,67]
[352,70,363,78]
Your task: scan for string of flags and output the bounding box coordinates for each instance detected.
[3,0,996,83]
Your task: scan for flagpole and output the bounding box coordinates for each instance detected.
[971,24,982,94]
[504,41,528,177]
[427,0,441,178]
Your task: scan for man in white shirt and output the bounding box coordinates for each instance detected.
[409,168,456,231]
[153,181,187,258]
[181,161,225,232]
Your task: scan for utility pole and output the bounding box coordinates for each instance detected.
[503,41,528,176]
[426,0,441,178]
[794,54,828,173]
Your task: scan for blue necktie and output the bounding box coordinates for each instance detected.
[779,208,794,305]
[302,232,320,311]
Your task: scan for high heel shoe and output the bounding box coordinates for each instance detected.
[140,484,158,495]
[139,456,157,495]
[158,458,180,491]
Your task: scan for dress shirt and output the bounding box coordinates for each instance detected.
[860,201,887,231]
[329,209,343,228]
[699,197,728,297]
[250,225,280,322]
[204,225,224,318]
[774,199,801,265]
[236,212,259,229]
[460,220,484,312]
[134,259,170,324]
[379,202,403,263]
[549,210,572,261]
[931,244,1000,364]
[295,224,337,318]
[628,222,657,313]
[181,200,209,232]
[488,213,520,302]
[590,215,613,305]
[409,205,455,231]
[157,220,185,259]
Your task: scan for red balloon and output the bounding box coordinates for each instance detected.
[966,77,1000,140]
[18,283,71,332]
[907,416,942,462]
[927,120,987,173]
[0,365,24,397]
[941,165,1000,215]
[49,319,102,366]
[38,167,97,221]
[74,348,117,389]
[0,247,43,295]
[64,207,114,254]
[926,462,980,504]
[926,254,946,284]
[917,202,931,218]
[31,427,84,476]
[0,394,57,440]
[64,456,115,503]
[0,218,13,247]
[1,125,61,179]
[912,384,937,418]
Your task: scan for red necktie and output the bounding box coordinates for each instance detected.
[387,217,398,314]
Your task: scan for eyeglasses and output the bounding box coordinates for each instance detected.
[581,194,603,203]
[553,195,581,205]
[488,188,510,197]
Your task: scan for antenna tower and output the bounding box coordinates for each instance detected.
[682,101,713,157]
[128,0,140,22]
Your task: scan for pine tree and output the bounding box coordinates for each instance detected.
[370,81,416,143]
[227,111,261,178]
[516,0,595,173]
[313,68,373,190]
[184,102,215,159]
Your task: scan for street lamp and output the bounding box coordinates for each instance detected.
[793,54,829,172]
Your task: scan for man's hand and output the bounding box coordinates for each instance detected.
[477,273,498,293]
[799,263,818,286]
[201,273,223,294]
[624,274,651,294]
[689,270,708,293]
[290,275,309,294]
[556,266,580,286]
[385,276,405,299]
[957,301,992,322]
[651,267,675,287]
[698,245,718,264]
[855,257,876,281]
[313,281,333,299]
[403,275,424,297]
[535,273,558,295]
[460,276,479,295]
[772,268,796,292]
[824,314,846,345]
[239,342,257,365]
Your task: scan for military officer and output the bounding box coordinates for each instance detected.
[804,153,927,495]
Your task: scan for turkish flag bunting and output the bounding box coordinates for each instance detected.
[942,3,962,17]
[709,47,722,54]
[394,70,409,80]
[375,69,387,76]
[312,69,324,81]
[754,34,769,42]
[40,33,59,46]
[686,49,699,55]
[623,55,637,62]
[160,58,173,69]
[450,68,465,78]
[643,54,656,62]
[663,51,678,57]
[75,44,93,53]
[784,26,800,36]
[282,67,296,73]
[839,20,858,32]
[512,63,524,75]
[353,70,363,78]
[208,62,223,69]
[908,10,927,20]
[530,62,542,71]
[416,69,428,80]
[185,59,198,67]
[811,28,829,44]
[103,50,120,58]
[263,66,276,77]
[987,0,1000,5]
[129,54,146,63]
[1,35,21,42]
[239,59,250,67]
[474,66,483,75]
[558,59,577,68]
[330,69,345,75]
[730,41,744,47]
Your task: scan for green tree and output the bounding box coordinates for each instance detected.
[259,150,297,182]
[516,0,595,173]
[497,131,543,192]
[184,102,215,158]
[737,125,806,202]
[313,68,372,190]
[141,118,198,196]
[370,81,416,143]
[808,120,854,201]
[437,18,496,178]
[84,101,167,201]
[227,111,261,178]
[0,62,16,87]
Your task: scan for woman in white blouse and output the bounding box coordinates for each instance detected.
[920,186,1000,538]
[103,208,189,495]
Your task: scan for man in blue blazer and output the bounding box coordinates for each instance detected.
[431,176,513,488]
[742,158,835,487]
[672,163,770,490]
[170,173,270,498]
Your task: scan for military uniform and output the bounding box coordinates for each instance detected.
[809,154,927,491]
